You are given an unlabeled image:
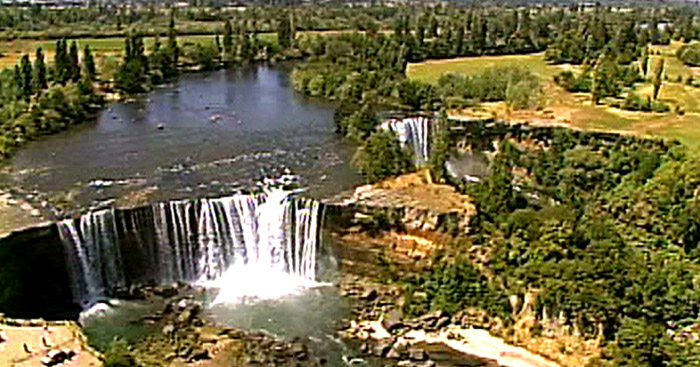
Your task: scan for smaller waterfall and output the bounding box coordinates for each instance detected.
[57,188,327,308]
[380,116,431,166]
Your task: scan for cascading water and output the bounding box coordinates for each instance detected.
[57,188,326,308]
[58,209,125,308]
[380,116,432,166]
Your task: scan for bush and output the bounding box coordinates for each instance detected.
[352,129,412,183]
[554,70,592,92]
[621,93,669,112]
[677,44,700,67]
[404,256,509,318]
[103,338,139,367]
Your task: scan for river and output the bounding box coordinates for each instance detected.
[0,63,361,212]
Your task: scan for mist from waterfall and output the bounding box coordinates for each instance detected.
[380,116,431,166]
[57,188,326,308]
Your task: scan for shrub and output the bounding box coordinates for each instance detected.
[103,338,139,367]
[352,129,412,183]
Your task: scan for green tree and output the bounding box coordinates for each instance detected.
[277,12,294,49]
[353,129,412,183]
[652,58,665,101]
[53,39,71,85]
[32,47,47,91]
[167,11,179,74]
[223,20,233,60]
[69,41,80,82]
[83,45,96,81]
[19,54,32,99]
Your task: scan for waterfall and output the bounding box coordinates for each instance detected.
[57,189,325,307]
[58,209,124,307]
[380,116,431,166]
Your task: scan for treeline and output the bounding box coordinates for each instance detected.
[112,14,283,94]
[0,40,102,157]
[403,123,700,366]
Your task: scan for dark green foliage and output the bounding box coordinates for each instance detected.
[68,42,80,82]
[554,70,591,92]
[53,39,71,85]
[404,256,510,318]
[277,12,294,49]
[437,67,539,109]
[115,33,149,94]
[33,48,47,91]
[677,43,700,67]
[438,123,700,365]
[621,93,669,112]
[352,129,412,183]
[19,54,32,100]
[83,45,96,81]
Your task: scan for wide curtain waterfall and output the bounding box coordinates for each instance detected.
[380,116,432,166]
[57,189,325,307]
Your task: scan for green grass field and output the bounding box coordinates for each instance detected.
[407,53,567,84]
[407,52,700,153]
[0,33,283,69]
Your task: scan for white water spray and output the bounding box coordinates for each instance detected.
[57,188,326,308]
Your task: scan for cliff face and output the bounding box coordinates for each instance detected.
[0,224,77,320]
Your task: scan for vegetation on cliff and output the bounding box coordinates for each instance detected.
[399,123,699,366]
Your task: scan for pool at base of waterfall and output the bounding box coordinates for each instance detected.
[79,283,376,367]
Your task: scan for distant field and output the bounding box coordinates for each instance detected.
[407,51,700,153]
[407,53,569,84]
[0,33,284,69]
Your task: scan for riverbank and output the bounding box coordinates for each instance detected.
[0,189,49,239]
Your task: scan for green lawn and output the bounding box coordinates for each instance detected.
[406,53,566,84]
[407,52,700,154]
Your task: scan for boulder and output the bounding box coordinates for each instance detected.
[189,349,210,361]
[386,344,404,359]
[408,347,427,361]
[382,309,404,332]
[435,316,451,329]
[154,284,179,298]
[373,341,392,357]
[290,342,308,360]
[162,324,175,336]
[41,349,75,366]
[360,289,378,301]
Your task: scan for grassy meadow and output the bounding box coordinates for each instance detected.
[407,46,700,153]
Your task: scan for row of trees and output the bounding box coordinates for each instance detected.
[0,40,102,157]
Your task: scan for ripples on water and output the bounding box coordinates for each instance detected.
[2,64,361,210]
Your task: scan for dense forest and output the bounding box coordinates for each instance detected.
[405,123,700,366]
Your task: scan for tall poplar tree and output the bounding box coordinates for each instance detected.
[33,47,47,91]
